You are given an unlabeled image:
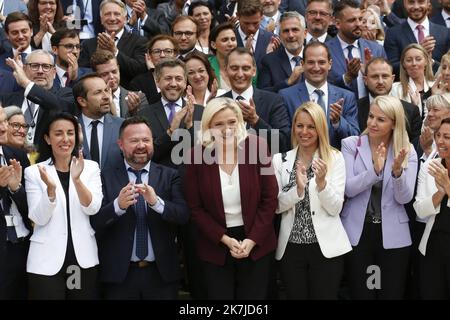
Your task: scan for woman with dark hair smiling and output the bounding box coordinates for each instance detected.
[188,0,215,55]
[25,112,102,299]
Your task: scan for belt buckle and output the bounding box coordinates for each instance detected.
[372,217,382,224]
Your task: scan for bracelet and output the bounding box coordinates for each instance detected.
[8,183,22,194]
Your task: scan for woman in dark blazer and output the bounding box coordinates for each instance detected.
[184,97,278,300]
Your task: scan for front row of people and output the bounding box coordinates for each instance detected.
[2,92,450,300]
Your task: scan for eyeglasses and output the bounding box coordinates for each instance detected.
[25,63,54,72]
[173,31,195,38]
[58,43,81,50]
[306,10,331,17]
[8,122,29,131]
[150,48,175,56]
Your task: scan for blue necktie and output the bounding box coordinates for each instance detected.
[166,102,177,124]
[128,168,148,260]
[346,45,354,60]
[292,56,301,67]
[314,89,326,114]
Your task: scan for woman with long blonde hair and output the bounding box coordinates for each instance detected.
[341,96,418,299]
[391,44,435,120]
[273,102,351,299]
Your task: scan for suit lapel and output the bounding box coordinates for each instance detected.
[101,114,114,168]
[329,38,347,73]
[382,142,394,191]
[402,23,417,44]
[154,101,170,130]
[80,118,91,159]
[279,48,292,78]
[358,135,374,171]
[298,82,310,105]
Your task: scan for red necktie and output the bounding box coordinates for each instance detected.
[416,25,425,43]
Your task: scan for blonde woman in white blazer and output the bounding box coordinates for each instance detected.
[413,117,450,299]
[273,102,351,300]
[25,113,102,300]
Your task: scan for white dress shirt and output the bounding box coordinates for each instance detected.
[306,32,328,43]
[219,165,244,228]
[161,97,183,120]
[238,26,260,53]
[305,80,329,114]
[407,17,430,42]
[81,113,104,164]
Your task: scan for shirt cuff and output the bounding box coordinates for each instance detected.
[114,198,126,216]
[149,196,165,214]
[24,82,35,97]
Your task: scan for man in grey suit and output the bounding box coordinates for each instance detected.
[90,49,147,118]
[73,74,124,170]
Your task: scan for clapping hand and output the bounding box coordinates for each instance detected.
[70,150,85,181]
[329,98,344,125]
[428,159,450,195]
[295,160,308,197]
[312,158,327,191]
[373,142,386,175]
[392,148,407,178]
[8,159,22,191]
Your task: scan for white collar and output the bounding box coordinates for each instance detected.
[81,113,104,126]
[284,48,303,61]
[407,17,430,32]
[264,10,280,22]
[232,86,253,101]
[55,64,67,78]
[238,26,260,42]
[124,159,151,173]
[113,87,121,99]
[337,34,359,50]
[305,80,328,96]
[442,9,450,20]
[161,97,183,107]
[306,32,328,43]
[12,45,32,57]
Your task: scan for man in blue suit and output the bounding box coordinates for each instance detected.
[0,0,28,54]
[221,47,291,153]
[325,0,386,99]
[235,0,276,69]
[279,0,307,15]
[0,12,34,71]
[258,11,306,93]
[279,41,359,149]
[51,28,91,89]
[73,74,123,171]
[91,116,189,300]
[430,0,450,27]
[384,0,450,74]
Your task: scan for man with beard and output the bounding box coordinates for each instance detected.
[73,74,123,170]
[431,0,450,27]
[326,0,386,99]
[384,0,450,75]
[137,58,203,168]
[91,116,189,299]
[50,28,91,89]
[358,57,421,149]
[260,0,283,35]
[1,50,75,149]
[305,0,333,43]
[90,49,147,118]
[258,11,306,92]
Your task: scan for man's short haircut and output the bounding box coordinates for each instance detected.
[333,0,359,18]
[72,73,103,109]
[119,116,153,138]
[4,12,32,34]
[50,28,80,47]
[303,41,331,61]
[90,49,117,71]
[154,58,187,82]
[237,0,263,16]
[365,57,394,75]
[225,47,256,67]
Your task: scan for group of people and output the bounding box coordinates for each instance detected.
[0,0,449,301]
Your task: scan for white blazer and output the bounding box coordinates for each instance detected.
[390,80,435,119]
[273,147,352,260]
[25,158,103,276]
[413,151,448,256]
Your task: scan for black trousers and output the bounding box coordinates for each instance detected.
[28,265,99,300]
[346,222,411,299]
[202,226,272,300]
[420,233,450,299]
[0,239,29,300]
[103,262,179,300]
[280,242,344,300]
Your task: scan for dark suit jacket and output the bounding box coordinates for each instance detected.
[222,88,292,153]
[0,69,21,94]
[279,81,360,149]
[430,10,448,27]
[357,97,421,150]
[258,46,300,93]
[384,21,450,75]
[0,50,15,72]
[91,160,189,284]
[184,135,278,265]
[0,85,75,149]
[0,146,31,253]
[136,100,204,168]
[79,113,124,170]
[128,71,160,106]
[60,0,103,36]
[128,8,171,38]
[78,31,148,89]
[279,0,307,15]
[326,37,387,98]
[52,67,92,90]
[236,28,274,69]
[217,0,237,23]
